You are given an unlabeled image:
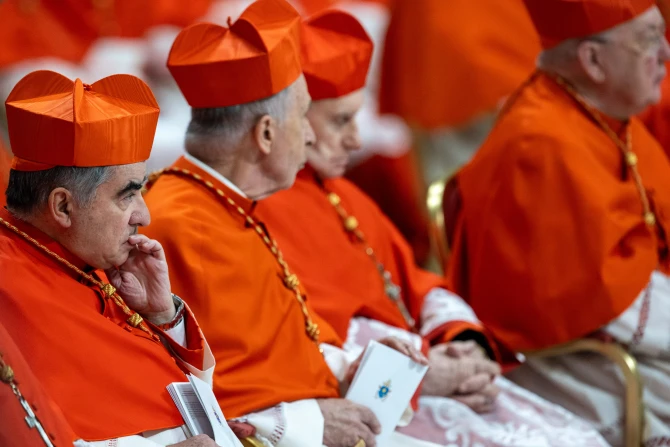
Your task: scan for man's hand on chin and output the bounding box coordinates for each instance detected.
[105,234,175,325]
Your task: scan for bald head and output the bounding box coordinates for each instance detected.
[539,6,670,118]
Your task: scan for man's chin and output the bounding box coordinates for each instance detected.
[113,246,134,266]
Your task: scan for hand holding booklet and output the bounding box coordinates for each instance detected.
[167,374,244,447]
[346,340,429,444]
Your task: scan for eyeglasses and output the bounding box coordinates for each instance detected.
[585,30,667,56]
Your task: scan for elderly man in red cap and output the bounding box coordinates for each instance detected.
[0,70,217,446]
[446,0,670,444]
[143,1,434,446]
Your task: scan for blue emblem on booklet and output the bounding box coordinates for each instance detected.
[213,406,224,427]
[377,380,391,401]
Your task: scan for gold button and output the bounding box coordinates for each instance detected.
[101,283,116,298]
[0,364,14,383]
[127,313,144,328]
[344,216,359,231]
[644,212,656,226]
[625,152,638,167]
[284,274,300,289]
[328,193,341,206]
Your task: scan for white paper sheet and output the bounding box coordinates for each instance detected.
[346,340,428,444]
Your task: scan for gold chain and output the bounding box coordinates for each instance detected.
[145,168,320,344]
[0,218,159,341]
[323,188,417,329]
[552,75,657,228]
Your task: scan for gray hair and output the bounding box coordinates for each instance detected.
[6,166,113,216]
[185,83,294,158]
[538,29,613,73]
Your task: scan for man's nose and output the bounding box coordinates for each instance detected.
[130,195,151,227]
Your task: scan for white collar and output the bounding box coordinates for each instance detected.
[183,153,247,198]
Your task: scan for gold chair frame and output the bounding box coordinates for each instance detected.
[426,177,450,268]
[241,437,266,447]
[426,175,646,447]
[524,339,645,447]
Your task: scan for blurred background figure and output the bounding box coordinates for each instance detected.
[379,0,541,183]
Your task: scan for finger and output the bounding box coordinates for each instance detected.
[227,421,256,438]
[473,359,502,377]
[430,343,450,357]
[458,387,498,413]
[381,337,412,357]
[128,234,161,251]
[358,405,382,435]
[480,383,501,401]
[445,340,478,358]
[354,422,377,447]
[457,373,492,394]
[128,234,166,259]
[452,393,492,413]
[409,346,429,365]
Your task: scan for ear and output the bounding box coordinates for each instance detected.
[252,115,276,156]
[576,40,607,83]
[48,187,74,229]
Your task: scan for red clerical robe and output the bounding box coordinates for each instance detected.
[142,156,341,419]
[256,168,491,348]
[379,0,541,129]
[447,72,670,352]
[0,142,11,209]
[0,322,76,447]
[0,208,207,441]
[0,0,93,69]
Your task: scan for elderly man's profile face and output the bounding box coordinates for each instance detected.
[596,6,670,114]
[266,75,315,189]
[66,162,150,269]
[306,89,365,179]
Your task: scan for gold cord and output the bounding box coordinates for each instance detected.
[0,218,159,341]
[552,75,657,228]
[323,187,417,329]
[145,168,321,344]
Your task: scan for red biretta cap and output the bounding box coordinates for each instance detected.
[523,0,656,48]
[167,0,303,108]
[301,10,373,100]
[5,70,159,172]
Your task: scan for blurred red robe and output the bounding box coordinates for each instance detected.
[447,72,670,351]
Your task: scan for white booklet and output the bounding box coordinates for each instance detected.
[346,340,429,444]
[167,374,244,447]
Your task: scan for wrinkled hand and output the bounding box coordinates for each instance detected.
[441,341,500,411]
[318,398,381,447]
[168,434,219,446]
[104,234,175,325]
[345,337,428,383]
[422,343,500,406]
[228,421,256,439]
[451,373,501,414]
